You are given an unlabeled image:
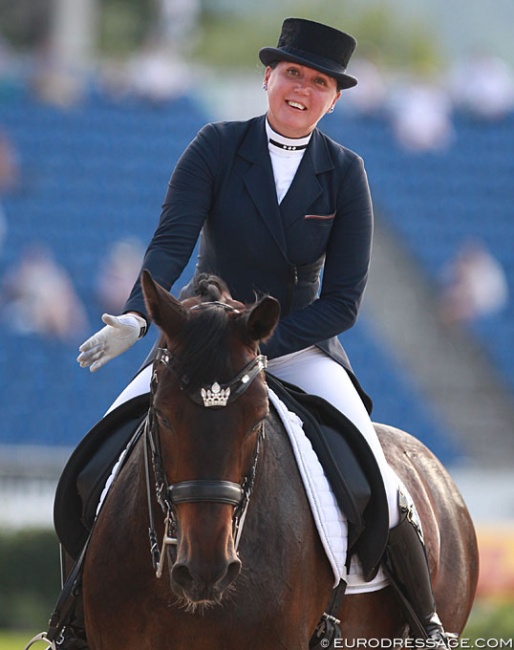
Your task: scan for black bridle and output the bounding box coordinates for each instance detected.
[154,347,267,409]
[144,302,267,577]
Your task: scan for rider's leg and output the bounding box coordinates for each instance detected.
[51,366,154,649]
[267,346,451,644]
[56,547,88,650]
[105,364,153,414]
[47,364,154,650]
[384,493,451,643]
[267,346,401,526]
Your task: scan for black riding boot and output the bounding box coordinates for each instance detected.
[384,495,453,647]
[55,601,88,650]
[55,547,89,650]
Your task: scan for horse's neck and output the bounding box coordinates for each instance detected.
[252,408,311,519]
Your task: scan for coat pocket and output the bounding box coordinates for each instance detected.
[304,213,336,221]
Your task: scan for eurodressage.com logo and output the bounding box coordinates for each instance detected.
[319,640,514,649]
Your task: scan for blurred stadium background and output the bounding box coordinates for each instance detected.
[0,0,513,635]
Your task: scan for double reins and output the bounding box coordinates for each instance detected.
[143,301,268,578]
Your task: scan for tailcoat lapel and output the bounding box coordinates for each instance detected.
[239,117,288,258]
[238,118,336,255]
[280,129,335,228]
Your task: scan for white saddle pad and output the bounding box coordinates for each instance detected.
[269,389,389,593]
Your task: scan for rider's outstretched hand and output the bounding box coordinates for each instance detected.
[77,313,147,372]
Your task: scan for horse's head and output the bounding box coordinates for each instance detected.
[141,270,280,607]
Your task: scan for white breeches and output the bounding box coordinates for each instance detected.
[106,365,154,415]
[106,345,401,527]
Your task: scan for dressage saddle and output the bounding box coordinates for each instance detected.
[54,375,388,581]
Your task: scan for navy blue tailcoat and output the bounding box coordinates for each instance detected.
[124,114,374,411]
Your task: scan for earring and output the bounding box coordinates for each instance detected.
[262,83,267,91]
[328,106,335,114]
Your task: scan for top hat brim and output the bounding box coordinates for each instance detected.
[259,47,358,89]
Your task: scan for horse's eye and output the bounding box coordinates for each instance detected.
[156,411,172,429]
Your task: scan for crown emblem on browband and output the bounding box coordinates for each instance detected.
[201,382,231,408]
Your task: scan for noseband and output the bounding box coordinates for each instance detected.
[144,301,267,578]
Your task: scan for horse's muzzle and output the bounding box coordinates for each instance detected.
[170,554,242,604]
[165,480,246,603]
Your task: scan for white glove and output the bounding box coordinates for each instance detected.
[77,313,147,372]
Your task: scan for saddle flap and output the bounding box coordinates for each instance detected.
[54,394,150,559]
[320,424,371,536]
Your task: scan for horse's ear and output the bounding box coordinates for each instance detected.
[141,270,188,335]
[245,296,280,343]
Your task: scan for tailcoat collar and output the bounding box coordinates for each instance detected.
[238,115,334,173]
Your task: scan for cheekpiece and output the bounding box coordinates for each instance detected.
[201,382,231,408]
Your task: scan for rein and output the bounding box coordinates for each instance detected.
[144,318,267,578]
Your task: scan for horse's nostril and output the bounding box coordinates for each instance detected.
[225,559,242,585]
[171,557,241,601]
[171,563,194,590]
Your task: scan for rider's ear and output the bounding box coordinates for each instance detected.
[141,269,188,336]
[245,296,280,343]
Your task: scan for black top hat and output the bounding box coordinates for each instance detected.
[259,18,358,89]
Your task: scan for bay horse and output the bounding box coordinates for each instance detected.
[82,270,478,649]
